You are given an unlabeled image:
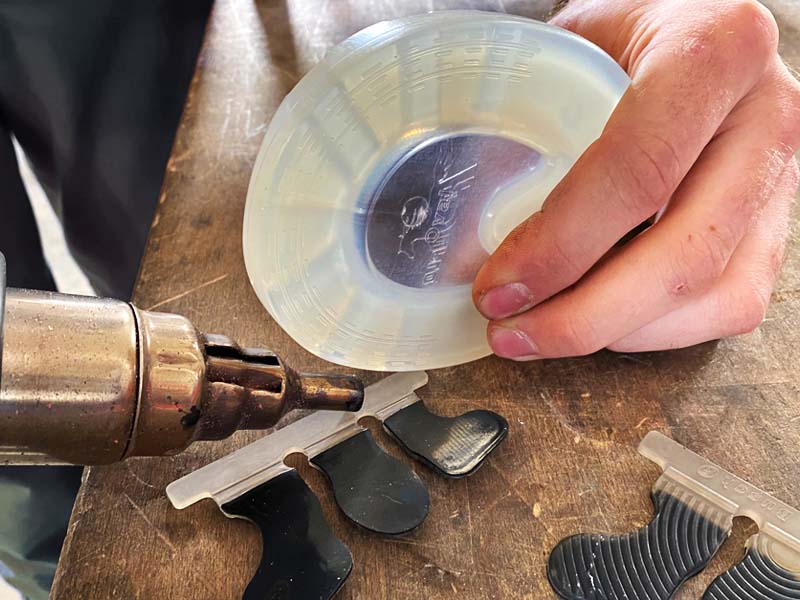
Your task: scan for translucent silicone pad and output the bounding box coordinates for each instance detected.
[243,11,630,370]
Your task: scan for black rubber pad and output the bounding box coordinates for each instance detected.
[310,430,429,535]
[703,537,800,599]
[548,490,730,599]
[383,401,508,478]
[222,470,352,600]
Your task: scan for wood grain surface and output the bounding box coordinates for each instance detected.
[52,1,800,598]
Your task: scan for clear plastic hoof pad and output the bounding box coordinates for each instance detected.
[243,11,630,370]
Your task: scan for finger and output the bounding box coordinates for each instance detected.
[486,90,799,360]
[607,159,797,352]
[474,1,778,320]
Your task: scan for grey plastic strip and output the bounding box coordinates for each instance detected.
[640,431,800,554]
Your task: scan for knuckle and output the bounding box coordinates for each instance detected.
[502,215,587,285]
[728,285,769,334]
[544,233,588,284]
[608,129,681,219]
[548,309,603,357]
[662,229,733,300]
[492,213,541,267]
[717,0,778,62]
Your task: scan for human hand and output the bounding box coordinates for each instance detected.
[473,0,800,359]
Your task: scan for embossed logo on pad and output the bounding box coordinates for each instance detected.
[365,134,539,289]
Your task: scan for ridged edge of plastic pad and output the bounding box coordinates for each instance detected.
[383,401,508,478]
[221,470,353,600]
[703,533,800,600]
[310,429,430,535]
[547,432,800,600]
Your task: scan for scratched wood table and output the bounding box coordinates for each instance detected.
[52,1,800,598]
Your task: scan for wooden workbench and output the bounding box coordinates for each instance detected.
[52,1,800,598]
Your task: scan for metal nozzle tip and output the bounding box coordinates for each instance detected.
[298,374,364,412]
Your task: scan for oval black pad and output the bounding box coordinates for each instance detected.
[383,401,508,478]
[703,540,800,599]
[310,430,429,535]
[548,490,730,599]
[222,470,353,600]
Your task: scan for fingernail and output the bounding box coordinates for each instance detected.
[488,325,539,360]
[478,283,534,319]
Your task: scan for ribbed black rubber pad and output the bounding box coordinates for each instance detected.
[383,401,508,478]
[703,535,800,599]
[222,470,352,600]
[310,429,429,535]
[548,486,731,599]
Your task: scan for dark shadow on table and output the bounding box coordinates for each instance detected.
[253,0,304,96]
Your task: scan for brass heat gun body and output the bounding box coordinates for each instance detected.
[0,254,363,465]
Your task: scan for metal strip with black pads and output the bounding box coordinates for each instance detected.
[167,372,508,599]
[548,431,800,600]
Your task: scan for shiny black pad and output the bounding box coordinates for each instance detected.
[383,401,508,478]
[548,490,730,600]
[310,430,429,535]
[222,470,353,600]
[704,538,800,600]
